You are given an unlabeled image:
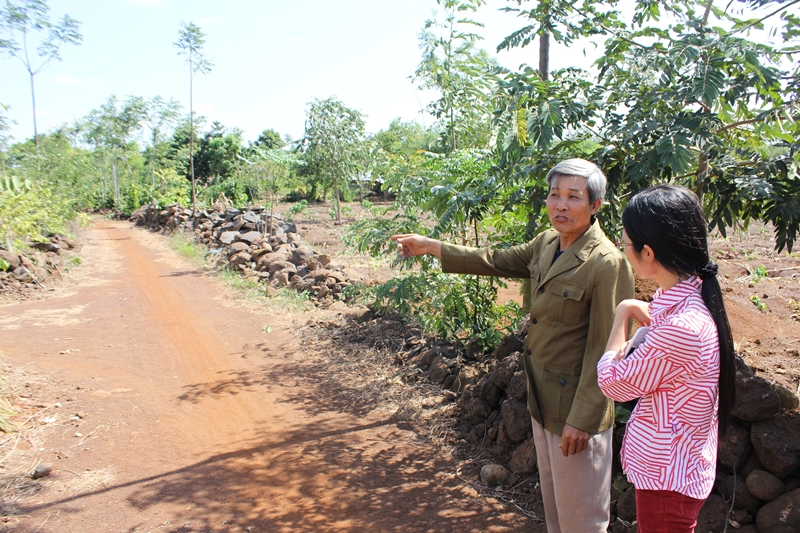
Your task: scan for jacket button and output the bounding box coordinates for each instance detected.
[539,287,544,293]
[563,291,569,297]
[531,318,538,324]
[559,379,566,386]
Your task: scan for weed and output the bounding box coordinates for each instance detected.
[361,199,373,210]
[789,299,800,313]
[169,233,205,264]
[288,199,309,221]
[0,258,9,272]
[65,256,83,270]
[743,249,760,261]
[750,295,767,312]
[752,265,768,282]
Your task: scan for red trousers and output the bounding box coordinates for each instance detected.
[635,489,706,533]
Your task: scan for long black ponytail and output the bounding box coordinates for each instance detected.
[622,185,735,435]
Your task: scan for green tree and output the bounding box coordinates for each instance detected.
[0,0,82,148]
[494,0,800,251]
[298,97,365,220]
[369,119,438,201]
[193,121,244,185]
[142,95,182,187]
[174,21,212,212]
[237,146,297,229]
[83,95,146,208]
[0,103,12,175]
[254,128,285,150]
[414,0,498,152]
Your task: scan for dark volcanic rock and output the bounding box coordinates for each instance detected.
[733,357,782,422]
[718,422,751,471]
[746,470,785,501]
[751,411,800,478]
[756,488,800,533]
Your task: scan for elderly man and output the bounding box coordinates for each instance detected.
[392,158,634,533]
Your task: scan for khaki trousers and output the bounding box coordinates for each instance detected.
[532,418,612,533]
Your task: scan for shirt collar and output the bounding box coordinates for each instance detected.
[649,276,702,322]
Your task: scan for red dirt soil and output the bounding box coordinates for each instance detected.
[0,219,533,533]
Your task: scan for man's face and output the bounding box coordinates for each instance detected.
[546,175,601,239]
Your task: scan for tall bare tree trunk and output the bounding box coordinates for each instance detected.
[539,33,550,81]
[112,161,119,208]
[189,53,197,213]
[521,32,552,311]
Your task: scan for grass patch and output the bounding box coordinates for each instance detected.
[169,233,205,264]
[215,268,315,313]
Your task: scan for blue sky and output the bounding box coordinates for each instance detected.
[0,0,597,144]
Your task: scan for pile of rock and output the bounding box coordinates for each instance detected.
[390,315,800,533]
[0,235,76,294]
[129,204,363,306]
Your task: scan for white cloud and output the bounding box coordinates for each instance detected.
[53,75,102,86]
[123,0,166,6]
[284,36,302,45]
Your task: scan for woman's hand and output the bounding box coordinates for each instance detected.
[390,234,442,259]
[604,299,651,355]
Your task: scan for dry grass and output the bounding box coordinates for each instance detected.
[297,312,461,454]
[0,358,110,521]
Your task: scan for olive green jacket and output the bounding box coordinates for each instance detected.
[441,220,634,436]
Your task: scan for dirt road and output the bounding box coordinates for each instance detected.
[0,220,532,532]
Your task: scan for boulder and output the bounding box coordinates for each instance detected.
[428,356,451,384]
[451,366,482,393]
[480,464,510,486]
[256,251,289,271]
[239,230,263,244]
[0,250,21,270]
[772,383,800,411]
[718,422,751,471]
[616,487,637,522]
[316,253,332,267]
[751,411,800,478]
[508,370,528,401]
[508,438,537,475]
[746,470,785,501]
[733,357,782,421]
[492,332,525,361]
[756,488,800,533]
[696,494,728,533]
[228,251,252,268]
[218,231,238,245]
[500,399,530,443]
[718,474,761,513]
[268,261,297,275]
[291,245,314,266]
[492,352,521,390]
[461,397,493,425]
[228,242,250,254]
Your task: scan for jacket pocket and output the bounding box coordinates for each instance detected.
[542,366,580,423]
[549,280,586,325]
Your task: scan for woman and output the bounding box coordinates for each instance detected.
[597,185,735,533]
[394,158,634,533]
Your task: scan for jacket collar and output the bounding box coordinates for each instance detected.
[540,220,607,284]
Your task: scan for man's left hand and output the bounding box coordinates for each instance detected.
[560,424,589,457]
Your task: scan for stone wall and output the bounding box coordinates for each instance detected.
[0,235,76,294]
[129,204,362,306]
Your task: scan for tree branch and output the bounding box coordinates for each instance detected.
[731,0,800,35]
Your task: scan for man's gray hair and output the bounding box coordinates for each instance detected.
[546,158,607,204]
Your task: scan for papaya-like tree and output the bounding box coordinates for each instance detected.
[0,0,81,149]
[174,21,212,212]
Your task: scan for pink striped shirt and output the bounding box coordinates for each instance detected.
[597,276,720,499]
